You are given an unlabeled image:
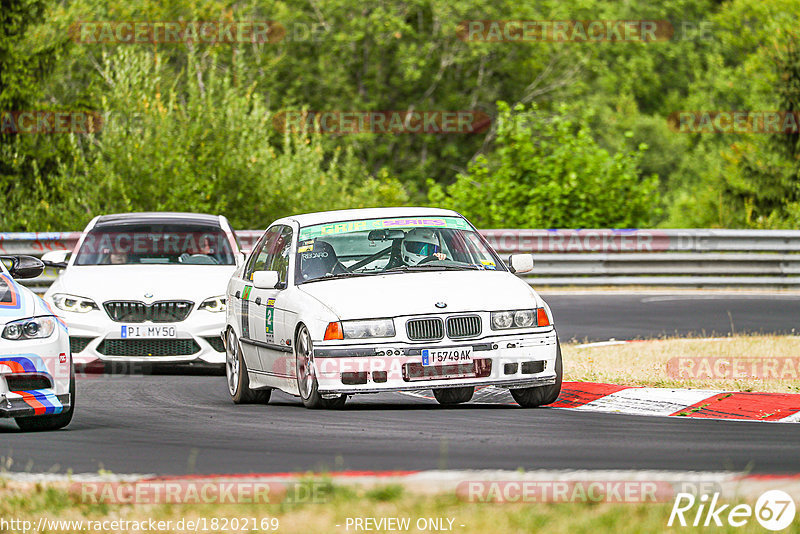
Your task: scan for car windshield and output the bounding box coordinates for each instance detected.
[296,216,505,283]
[73,223,236,266]
[0,274,15,304]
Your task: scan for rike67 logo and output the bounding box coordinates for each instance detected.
[669,490,796,531]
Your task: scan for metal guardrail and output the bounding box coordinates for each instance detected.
[3,229,799,289]
[481,229,800,287]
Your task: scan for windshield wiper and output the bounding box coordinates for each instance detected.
[300,271,378,284]
[383,263,482,273]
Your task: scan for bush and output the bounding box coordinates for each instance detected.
[3,48,408,231]
[429,102,659,228]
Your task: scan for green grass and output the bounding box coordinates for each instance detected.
[2,479,798,533]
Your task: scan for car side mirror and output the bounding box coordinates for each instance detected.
[2,255,46,279]
[252,270,280,289]
[41,250,70,268]
[235,251,246,268]
[508,254,534,274]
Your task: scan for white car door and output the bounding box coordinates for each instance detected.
[232,232,269,372]
[249,225,294,388]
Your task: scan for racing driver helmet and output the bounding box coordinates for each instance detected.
[401,228,441,265]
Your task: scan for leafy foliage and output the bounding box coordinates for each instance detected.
[2,0,800,230]
[2,49,407,230]
[430,102,658,228]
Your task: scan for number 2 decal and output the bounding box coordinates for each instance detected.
[265,298,276,342]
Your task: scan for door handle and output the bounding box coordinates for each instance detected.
[255,297,262,305]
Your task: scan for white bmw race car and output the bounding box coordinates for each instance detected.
[0,255,74,431]
[43,212,240,367]
[223,207,561,409]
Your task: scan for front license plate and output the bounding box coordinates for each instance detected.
[421,347,473,366]
[121,325,177,338]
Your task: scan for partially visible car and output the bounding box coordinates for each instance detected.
[0,255,74,431]
[43,212,240,367]
[222,207,561,409]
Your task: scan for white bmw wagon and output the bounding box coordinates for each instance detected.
[224,207,561,408]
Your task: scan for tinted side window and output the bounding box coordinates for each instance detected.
[245,226,292,286]
[244,229,274,281]
[265,226,293,286]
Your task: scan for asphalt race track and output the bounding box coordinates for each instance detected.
[2,293,799,476]
[546,292,800,342]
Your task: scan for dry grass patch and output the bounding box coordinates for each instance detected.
[562,335,800,393]
[2,479,795,534]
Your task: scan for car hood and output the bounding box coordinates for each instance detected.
[47,265,235,304]
[298,270,541,319]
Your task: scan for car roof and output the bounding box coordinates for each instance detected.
[94,212,222,228]
[281,207,463,227]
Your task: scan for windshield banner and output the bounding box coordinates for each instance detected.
[299,217,470,240]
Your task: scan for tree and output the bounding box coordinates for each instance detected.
[0,0,73,228]
[7,48,408,231]
[429,102,658,228]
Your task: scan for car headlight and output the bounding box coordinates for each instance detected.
[491,309,540,330]
[52,293,98,313]
[2,316,56,340]
[199,296,227,312]
[342,319,396,339]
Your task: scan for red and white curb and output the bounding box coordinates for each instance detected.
[560,338,800,421]
[552,382,800,422]
[403,382,800,422]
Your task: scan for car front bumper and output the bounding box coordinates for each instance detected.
[0,327,72,417]
[311,328,559,396]
[0,391,71,418]
[57,310,227,366]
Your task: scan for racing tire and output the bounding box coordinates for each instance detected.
[15,360,75,432]
[432,386,474,405]
[295,324,347,409]
[510,341,563,408]
[226,329,271,405]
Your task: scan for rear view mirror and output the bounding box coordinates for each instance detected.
[508,254,534,274]
[367,229,406,241]
[1,255,46,279]
[41,250,70,268]
[252,270,280,289]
